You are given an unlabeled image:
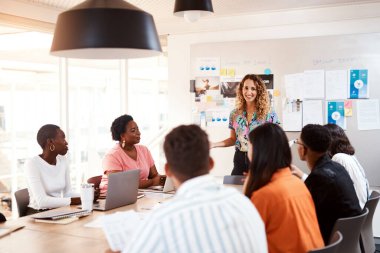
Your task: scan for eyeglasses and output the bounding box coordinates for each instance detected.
[295,139,305,147]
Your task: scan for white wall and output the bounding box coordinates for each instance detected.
[168,2,380,174]
[167,2,380,236]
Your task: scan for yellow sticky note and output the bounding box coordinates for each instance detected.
[273,89,281,97]
[206,95,213,102]
[220,68,227,76]
[227,68,235,77]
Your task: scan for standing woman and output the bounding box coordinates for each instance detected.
[211,74,280,175]
[99,114,163,197]
[25,124,80,212]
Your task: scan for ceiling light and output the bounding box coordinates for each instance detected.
[174,0,214,23]
[51,0,162,59]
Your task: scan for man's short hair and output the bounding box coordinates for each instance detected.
[163,125,210,182]
[301,124,331,153]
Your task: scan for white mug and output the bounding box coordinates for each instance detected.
[80,183,94,211]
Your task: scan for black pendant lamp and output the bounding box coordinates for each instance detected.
[51,0,162,59]
[174,0,214,23]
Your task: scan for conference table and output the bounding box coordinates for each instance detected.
[0,192,171,253]
[0,184,243,253]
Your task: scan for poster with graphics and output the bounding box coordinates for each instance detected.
[194,57,220,77]
[327,101,346,129]
[349,69,369,99]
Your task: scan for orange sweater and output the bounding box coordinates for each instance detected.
[251,168,324,253]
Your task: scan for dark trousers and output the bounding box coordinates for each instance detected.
[231,149,250,175]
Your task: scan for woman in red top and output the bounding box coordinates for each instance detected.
[244,123,324,253]
[99,114,164,197]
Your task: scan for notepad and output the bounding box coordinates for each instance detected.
[30,209,91,220]
[0,225,24,238]
[34,216,79,225]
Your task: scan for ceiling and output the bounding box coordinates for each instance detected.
[18,0,379,24]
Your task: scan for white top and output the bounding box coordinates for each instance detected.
[332,153,369,208]
[124,174,268,253]
[25,155,79,209]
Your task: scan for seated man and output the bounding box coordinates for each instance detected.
[123,125,267,253]
[297,124,362,243]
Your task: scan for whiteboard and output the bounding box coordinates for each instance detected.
[191,33,380,186]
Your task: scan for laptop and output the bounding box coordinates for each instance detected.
[93,169,141,211]
[139,177,175,193]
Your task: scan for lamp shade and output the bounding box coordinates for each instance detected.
[51,0,162,59]
[174,0,213,22]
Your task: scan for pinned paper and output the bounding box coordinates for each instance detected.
[344,100,353,117]
[227,68,235,77]
[220,68,227,76]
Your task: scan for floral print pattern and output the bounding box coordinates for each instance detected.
[229,109,280,152]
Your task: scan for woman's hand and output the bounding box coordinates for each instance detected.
[151,175,161,186]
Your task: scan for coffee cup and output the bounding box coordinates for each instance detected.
[80,183,94,211]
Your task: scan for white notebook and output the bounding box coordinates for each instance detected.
[30,209,91,220]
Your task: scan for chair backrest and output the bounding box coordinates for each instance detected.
[0,212,6,223]
[87,175,102,189]
[223,175,245,185]
[360,190,380,253]
[309,231,343,253]
[329,208,369,253]
[14,188,30,217]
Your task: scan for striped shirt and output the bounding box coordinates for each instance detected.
[123,174,267,253]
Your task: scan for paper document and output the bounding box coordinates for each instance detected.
[303,100,323,126]
[285,73,304,99]
[282,99,302,131]
[326,101,346,129]
[101,210,142,251]
[326,70,348,100]
[357,99,380,130]
[303,70,325,99]
[349,69,369,99]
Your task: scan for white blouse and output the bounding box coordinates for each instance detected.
[332,153,369,209]
[25,155,79,209]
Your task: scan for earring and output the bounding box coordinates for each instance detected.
[121,140,125,148]
[49,144,55,152]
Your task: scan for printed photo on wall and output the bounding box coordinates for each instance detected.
[195,77,220,98]
[257,74,274,89]
[220,81,239,98]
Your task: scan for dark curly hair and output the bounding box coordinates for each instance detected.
[37,124,60,149]
[235,74,270,121]
[110,115,134,141]
[301,124,331,153]
[324,123,355,156]
[163,125,210,182]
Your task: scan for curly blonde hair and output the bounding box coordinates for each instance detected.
[235,74,270,121]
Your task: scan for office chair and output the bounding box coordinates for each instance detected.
[87,175,102,189]
[0,212,6,223]
[14,188,30,217]
[329,208,369,253]
[360,191,380,253]
[309,231,343,253]
[222,175,245,185]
